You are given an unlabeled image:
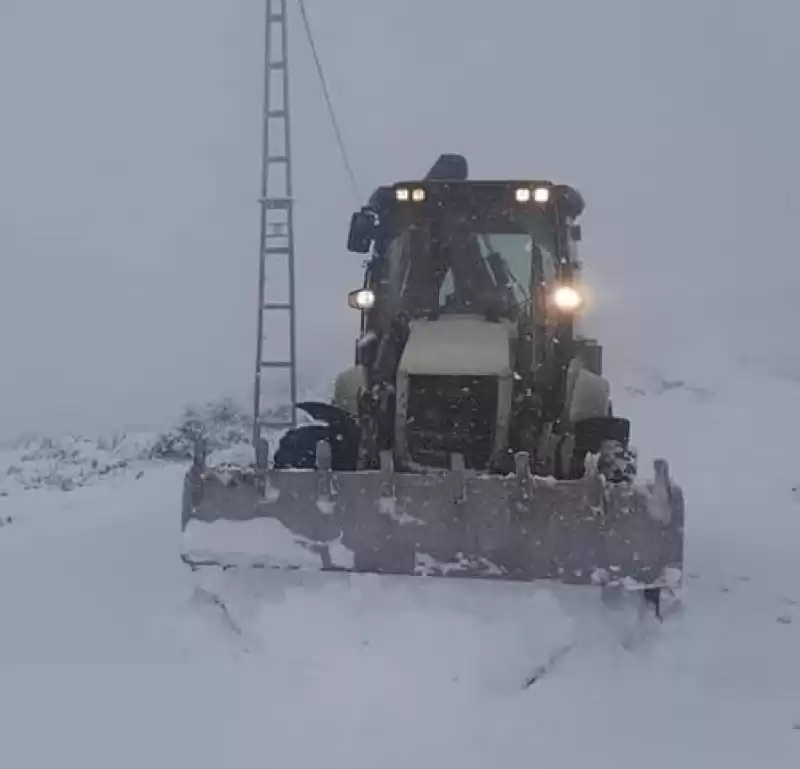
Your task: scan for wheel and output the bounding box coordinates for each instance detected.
[273,424,358,471]
[572,416,637,483]
[596,439,637,484]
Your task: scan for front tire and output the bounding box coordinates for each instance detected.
[596,439,637,483]
[274,424,358,471]
[572,416,637,483]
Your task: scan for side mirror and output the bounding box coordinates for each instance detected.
[347,210,375,253]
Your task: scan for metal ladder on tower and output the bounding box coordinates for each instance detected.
[252,0,298,445]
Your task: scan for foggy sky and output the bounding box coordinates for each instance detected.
[1,0,798,440]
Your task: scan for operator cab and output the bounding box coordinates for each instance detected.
[346,177,585,370]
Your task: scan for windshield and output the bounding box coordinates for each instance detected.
[439,232,535,310]
[385,198,558,320]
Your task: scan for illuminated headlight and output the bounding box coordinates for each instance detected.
[348,288,376,310]
[533,187,550,203]
[515,187,532,203]
[395,187,409,201]
[551,285,583,311]
[411,187,426,202]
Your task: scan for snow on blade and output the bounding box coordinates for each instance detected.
[415,552,506,577]
[378,495,426,525]
[182,518,338,569]
[327,534,355,569]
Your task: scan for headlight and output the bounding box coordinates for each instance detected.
[533,187,550,203]
[395,187,425,202]
[347,288,376,310]
[551,285,582,311]
[515,187,531,203]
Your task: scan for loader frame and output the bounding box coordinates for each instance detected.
[339,176,602,477]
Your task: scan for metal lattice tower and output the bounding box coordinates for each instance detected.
[253,0,298,445]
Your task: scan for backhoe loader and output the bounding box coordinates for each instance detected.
[181,154,684,606]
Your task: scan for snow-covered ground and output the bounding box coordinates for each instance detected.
[1,349,799,768]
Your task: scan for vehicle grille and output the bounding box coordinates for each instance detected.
[405,375,497,469]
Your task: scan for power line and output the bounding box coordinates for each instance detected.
[296,0,361,201]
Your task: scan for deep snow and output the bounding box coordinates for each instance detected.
[1,354,799,768]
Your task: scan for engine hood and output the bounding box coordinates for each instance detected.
[398,315,513,378]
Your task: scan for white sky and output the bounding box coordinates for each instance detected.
[1,0,798,439]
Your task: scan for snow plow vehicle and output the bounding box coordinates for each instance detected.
[180,154,684,605]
